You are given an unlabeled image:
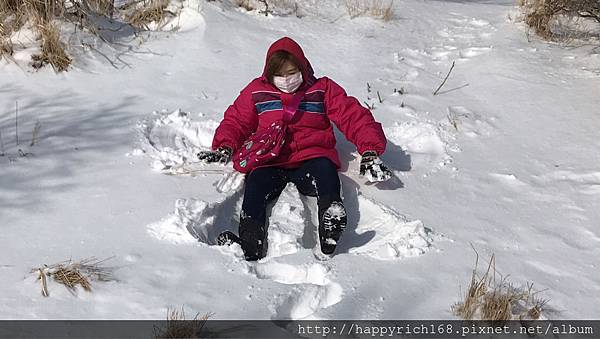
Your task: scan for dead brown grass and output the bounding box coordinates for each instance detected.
[86,0,117,18]
[1,0,181,71]
[154,307,212,339]
[369,0,394,22]
[126,0,173,30]
[0,36,13,57]
[32,257,116,296]
[452,248,549,321]
[345,0,394,21]
[520,0,600,40]
[31,22,72,72]
[1,0,71,70]
[236,0,255,12]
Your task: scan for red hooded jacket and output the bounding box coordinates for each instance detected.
[212,37,387,170]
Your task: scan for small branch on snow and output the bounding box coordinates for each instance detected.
[433,60,456,96]
[363,101,375,110]
[38,268,50,297]
[258,0,271,16]
[0,129,5,156]
[31,121,42,147]
[15,101,19,146]
[81,41,124,69]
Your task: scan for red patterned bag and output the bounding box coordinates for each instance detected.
[233,91,304,173]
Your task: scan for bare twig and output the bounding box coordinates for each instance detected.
[363,101,375,110]
[258,0,270,16]
[81,41,121,69]
[377,90,383,103]
[433,60,456,95]
[0,129,5,156]
[15,101,19,146]
[38,268,49,297]
[30,121,41,146]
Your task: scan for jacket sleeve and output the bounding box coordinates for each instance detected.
[212,84,258,151]
[324,78,387,155]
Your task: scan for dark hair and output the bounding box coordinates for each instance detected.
[265,50,302,84]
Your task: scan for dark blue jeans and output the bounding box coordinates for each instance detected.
[239,157,342,260]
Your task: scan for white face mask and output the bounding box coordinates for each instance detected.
[273,72,303,93]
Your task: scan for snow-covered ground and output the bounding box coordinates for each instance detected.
[1,0,599,320]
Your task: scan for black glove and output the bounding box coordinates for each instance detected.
[197,146,232,164]
[359,151,392,182]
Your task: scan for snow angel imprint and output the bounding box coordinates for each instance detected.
[198,37,392,260]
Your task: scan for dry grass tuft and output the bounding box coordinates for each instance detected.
[452,248,550,321]
[31,22,72,72]
[235,0,299,17]
[126,0,173,30]
[452,251,492,320]
[1,0,184,71]
[345,0,394,21]
[154,307,212,339]
[369,0,394,21]
[51,264,93,292]
[0,36,13,57]
[520,0,600,40]
[1,0,71,70]
[86,0,117,18]
[236,0,255,12]
[32,257,116,296]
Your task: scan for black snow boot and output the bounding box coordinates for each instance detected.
[319,201,347,255]
[217,231,241,246]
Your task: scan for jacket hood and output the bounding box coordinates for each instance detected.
[262,37,315,85]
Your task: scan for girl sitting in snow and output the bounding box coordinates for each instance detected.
[198,37,392,261]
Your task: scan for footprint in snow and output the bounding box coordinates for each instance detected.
[459,46,493,59]
[431,14,496,61]
[489,173,529,189]
[534,170,600,195]
[446,106,497,138]
[250,261,343,319]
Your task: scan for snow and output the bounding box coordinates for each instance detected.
[1,0,600,322]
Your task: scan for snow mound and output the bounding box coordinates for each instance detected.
[251,262,343,320]
[266,190,308,258]
[350,195,437,260]
[165,0,207,33]
[148,184,438,261]
[147,200,203,245]
[135,109,222,174]
[385,121,454,171]
[534,170,600,195]
[148,189,243,246]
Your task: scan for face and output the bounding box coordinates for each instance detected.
[275,60,300,77]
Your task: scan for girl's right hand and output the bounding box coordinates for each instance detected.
[197,146,233,164]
